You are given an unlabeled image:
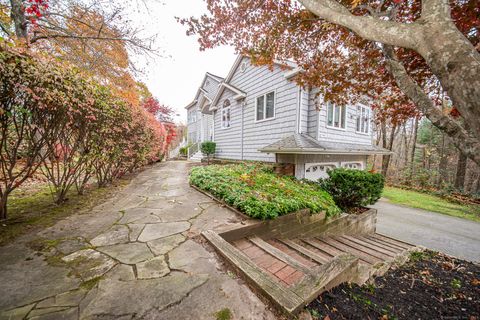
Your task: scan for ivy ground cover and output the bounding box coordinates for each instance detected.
[189,164,340,219]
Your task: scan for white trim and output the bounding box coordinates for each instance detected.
[220,100,231,129]
[304,162,339,180]
[185,100,197,110]
[355,105,371,135]
[326,102,347,130]
[341,161,364,170]
[211,82,246,109]
[254,90,276,122]
[296,86,301,134]
[284,67,302,79]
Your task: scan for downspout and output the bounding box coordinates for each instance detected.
[296,86,302,134]
[241,101,245,160]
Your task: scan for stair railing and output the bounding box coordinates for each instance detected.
[187,142,199,159]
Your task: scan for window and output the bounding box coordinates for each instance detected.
[240,61,248,73]
[187,110,197,124]
[304,163,338,181]
[356,105,370,134]
[326,102,346,129]
[221,99,231,128]
[342,162,363,170]
[256,91,275,121]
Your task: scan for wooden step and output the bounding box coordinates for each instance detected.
[248,236,314,275]
[353,235,405,253]
[370,233,414,250]
[202,230,304,314]
[278,239,330,265]
[316,237,382,265]
[334,236,395,259]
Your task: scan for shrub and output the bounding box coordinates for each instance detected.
[201,141,216,163]
[179,146,188,157]
[189,164,340,219]
[318,168,384,212]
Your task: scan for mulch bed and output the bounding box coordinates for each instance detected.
[307,250,480,320]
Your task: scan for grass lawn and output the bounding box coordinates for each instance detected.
[0,178,131,246]
[382,186,480,222]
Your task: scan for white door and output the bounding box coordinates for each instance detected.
[304,163,338,181]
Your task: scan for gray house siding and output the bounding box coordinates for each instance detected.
[299,88,309,134]
[213,90,242,160]
[315,100,373,146]
[224,57,299,162]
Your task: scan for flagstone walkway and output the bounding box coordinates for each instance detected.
[0,161,277,320]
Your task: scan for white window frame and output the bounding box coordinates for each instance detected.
[341,161,364,170]
[356,105,371,135]
[304,162,339,180]
[255,90,276,122]
[326,102,346,130]
[221,99,231,129]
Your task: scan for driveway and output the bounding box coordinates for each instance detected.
[0,161,276,320]
[373,199,480,262]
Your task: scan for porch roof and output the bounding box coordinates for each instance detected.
[258,134,392,155]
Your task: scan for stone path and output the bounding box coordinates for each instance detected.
[0,161,277,320]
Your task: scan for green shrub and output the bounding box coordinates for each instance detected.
[179,147,188,157]
[318,168,384,212]
[201,141,216,163]
[189,164,340,219]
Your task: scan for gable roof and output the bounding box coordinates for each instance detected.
[185,72,224,109]
[209,55,299,111]
[210,82,246,110]
[259,134,392,155]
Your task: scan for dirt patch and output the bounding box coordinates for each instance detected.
[307,251,480,319]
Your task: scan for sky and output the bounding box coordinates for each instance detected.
[129,0,237,124]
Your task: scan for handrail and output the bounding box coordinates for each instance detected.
[187,142,199,159]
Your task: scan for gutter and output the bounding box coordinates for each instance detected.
[259,149,394,156]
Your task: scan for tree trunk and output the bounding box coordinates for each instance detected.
[455,150,467,191]
[300,0,480,141]
[382,123,396,177]
[408,117,419,181]
[383,45,480,166]
[437,133,448,187]
[10,0,28,39]
[0,194,8,220]
[419,20,480,140]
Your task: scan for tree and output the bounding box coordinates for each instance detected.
[141,96,175,122]
[201,141,216,164]
[180,0,480,165]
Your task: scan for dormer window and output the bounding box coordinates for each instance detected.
[221,99,231,128]
[326,102,346,129]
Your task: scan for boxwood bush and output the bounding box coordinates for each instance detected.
[318,168,385,212]
[189,164,340,220]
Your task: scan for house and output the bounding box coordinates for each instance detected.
[185,55,390,180]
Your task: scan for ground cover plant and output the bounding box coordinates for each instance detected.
[307,250,480,319]
[189,164,340,219]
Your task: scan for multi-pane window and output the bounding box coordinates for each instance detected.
[356,105,370,134]
[326,102,346,129]
[188,110,197,124]
[256,91,275,121]
[221,99,231,128]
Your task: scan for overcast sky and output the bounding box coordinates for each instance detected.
[130,0,236,124]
